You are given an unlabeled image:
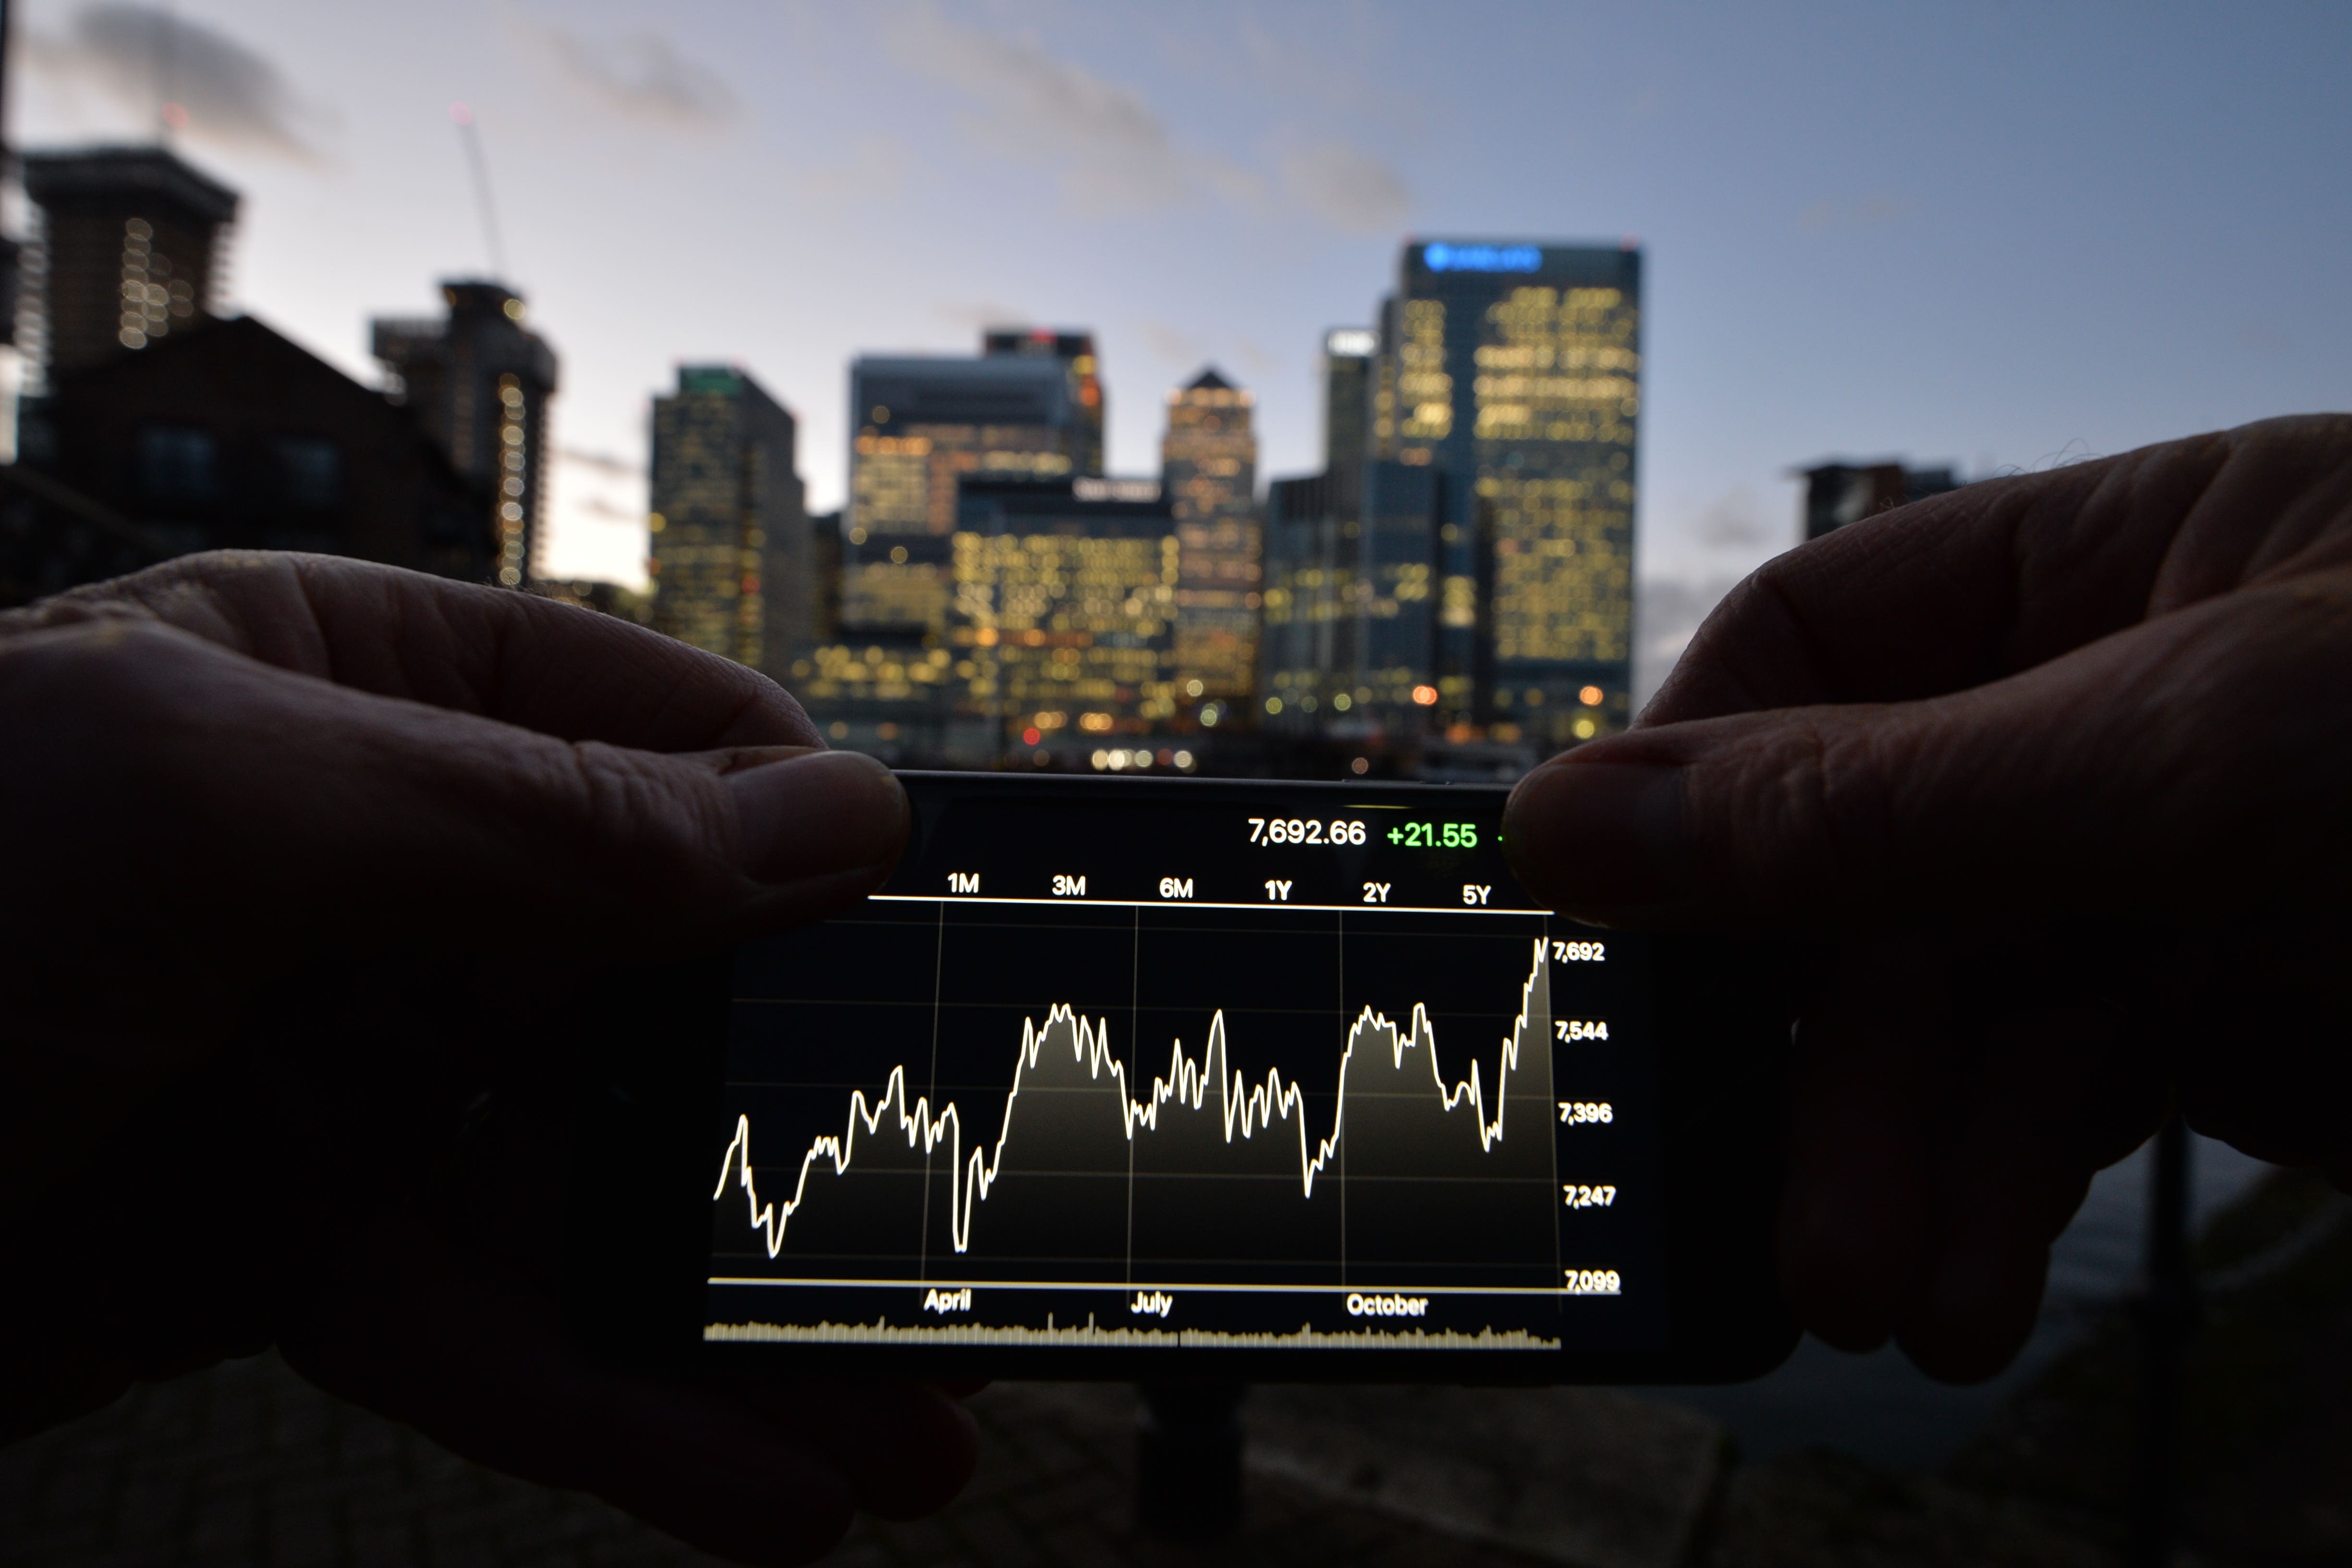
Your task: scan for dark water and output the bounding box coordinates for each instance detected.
[1649,1133,2272,1469]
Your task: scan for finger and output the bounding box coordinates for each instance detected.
[1503,569,2352,931]
[0,619,906,965]
[279,1219,979,1565]
[1776,946,1940,1353]
[1646,413,2352,725]
[1894,1008,2160,1384]
[2138,922,2352,1173]
[0,549,817,751]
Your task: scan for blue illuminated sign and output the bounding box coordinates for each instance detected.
[1422,242,1543,274]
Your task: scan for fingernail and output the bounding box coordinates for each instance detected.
[728,751,908,886]
[1503,761,1691,920]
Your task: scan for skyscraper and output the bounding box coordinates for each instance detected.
[19,146,238,389]
[841,344,1101,635]
[371,281,559,587]
[1258,470,1358,730]
[1372,241,1640,746]
[792,475,1177,763]
[1320,328,1377,512]
[1259,330,1377,729]
[953,475,1179,753]
[648,365,810,676]
[1160,367,1258,706]
[1357,457,1446,713]
[982,327,1106,474]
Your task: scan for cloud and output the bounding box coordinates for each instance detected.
[796,136,910,200]
[1797,195,1913,233]
[890,6,1257,215]
[25,2,329,161]
[559,447,643,479]
[1277,138,1409,235]
[522,20,739,131]
[572,495,644,523]
[1690,485,1774,550]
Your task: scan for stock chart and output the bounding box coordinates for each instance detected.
[704,782,1662,1354]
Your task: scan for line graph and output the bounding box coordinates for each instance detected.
[682,777,1662,1354]
[713,937,1554,1260]
[699,886,1649,1349]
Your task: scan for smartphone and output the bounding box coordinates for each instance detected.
[570,771,1797,1383]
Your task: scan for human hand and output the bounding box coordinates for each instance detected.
[0,551,976,1562]
[1503,414,2352,1382]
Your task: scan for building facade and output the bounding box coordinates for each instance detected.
[1160,367,1259,708]
[953,476,1179,753]
[1371,241,1640,747]
[1320,328,1376,515]
[982,328,1105,473]
[1258,470,1360,731]
[371,281,558,587]
[840,348,1100,636]
[29,314,484,579]
[648,365,810,677]
[18,146,238,392]
[1260,330,1379,730]
[792,475,1177,764]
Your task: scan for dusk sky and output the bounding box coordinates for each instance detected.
[12,1,2348,695]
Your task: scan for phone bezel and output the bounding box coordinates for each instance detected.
[568,772,1798,1385]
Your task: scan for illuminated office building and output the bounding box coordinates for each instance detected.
[18,146,238,389]
[372,282,559,587]
[1259,330,1378,729]
[841,338,1102,635]
[1258,470,1359,731]
[953,476,1178,752]
[1355,458,1448,714]
[1160,367,1258,705]
[648,365,810,678]
[794,474,1175,762]
[983,327,1105,473]
[1371,241,1640,745]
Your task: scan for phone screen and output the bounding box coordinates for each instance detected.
[701,774,1669,1361]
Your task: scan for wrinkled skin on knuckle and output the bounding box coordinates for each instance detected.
[1698,715,1901,922]
[2096,578,2352,908]
[559,741,744,915]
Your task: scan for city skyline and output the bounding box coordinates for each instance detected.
[9,1,2348,698]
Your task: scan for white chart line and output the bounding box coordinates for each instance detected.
[711,938,1553,1260]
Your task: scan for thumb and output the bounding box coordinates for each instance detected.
[1502,579,2348,931]
[8,619,908,969]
